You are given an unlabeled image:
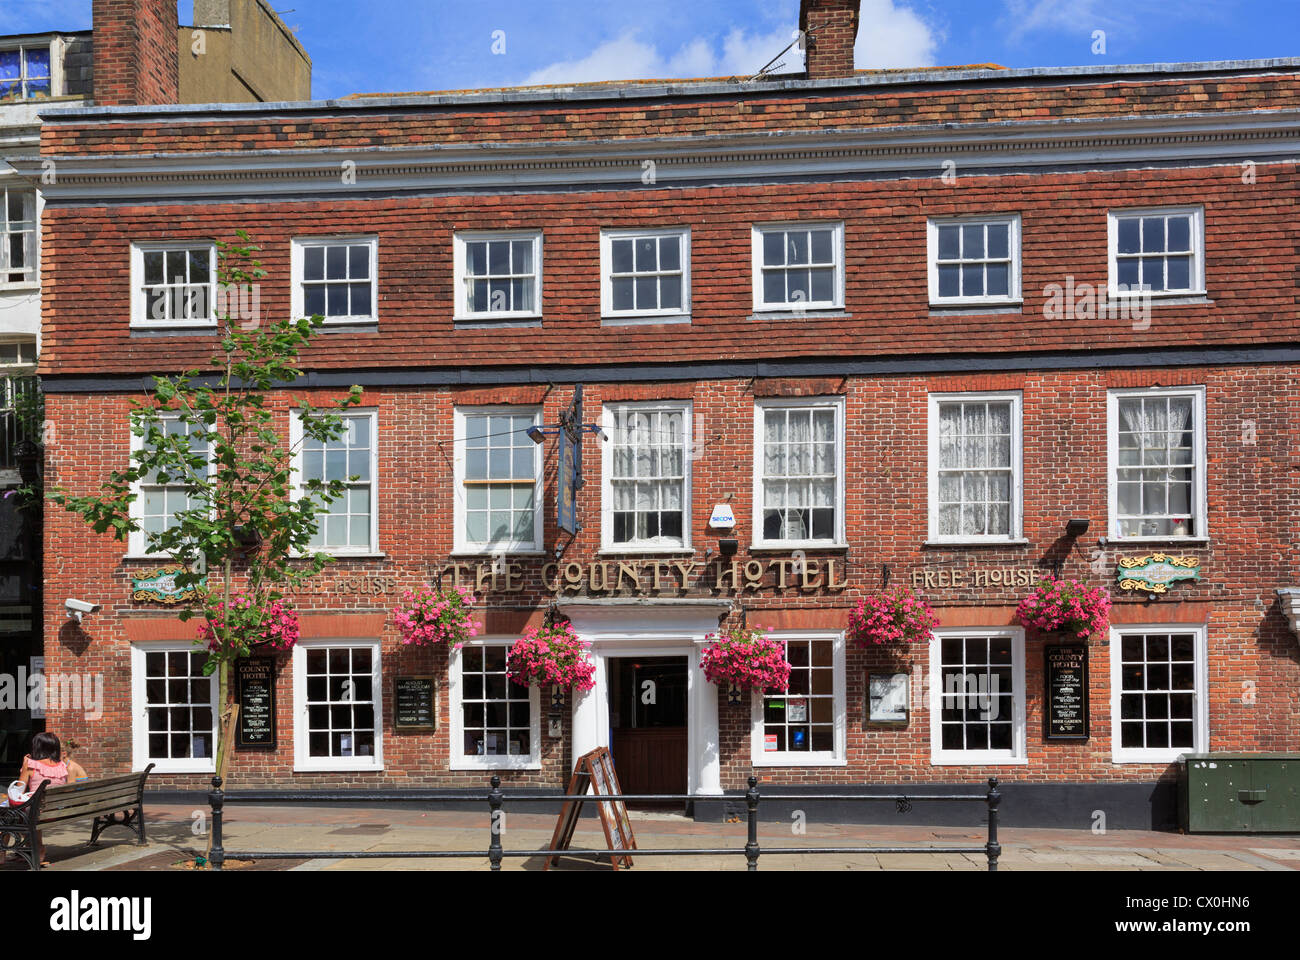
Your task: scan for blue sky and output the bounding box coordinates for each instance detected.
[6,1,1299,100]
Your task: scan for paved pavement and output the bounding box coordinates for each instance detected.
[7,802,1299,871]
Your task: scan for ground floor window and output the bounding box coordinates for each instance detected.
[929,628,1027,765]
[130,643,216,773]
[1111,625,1207,763]
[750,632,846,766]
[449,638,541,770]
[292,639,383,771]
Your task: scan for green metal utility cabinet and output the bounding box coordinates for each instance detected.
[1181,754,1300,833]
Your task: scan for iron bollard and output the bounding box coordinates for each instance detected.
[488,775,504,872]
[744,775,761,871]
[985,777,1001,872]
[208,775,224,872]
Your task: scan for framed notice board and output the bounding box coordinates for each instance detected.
[1044,643,1090,741]
[393,675,437,730]
[235,657,277,750]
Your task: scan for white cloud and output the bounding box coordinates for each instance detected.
[519,1,940,87]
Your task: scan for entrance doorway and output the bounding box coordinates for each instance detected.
[607,656,687,805]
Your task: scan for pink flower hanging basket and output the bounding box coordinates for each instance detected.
[847,587,939,648]
[506,621,596,692]
[393,584,478,649]
[1014,577,1111,640]
[699,626,792,693]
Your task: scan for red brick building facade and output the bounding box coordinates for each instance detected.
[25,4,1300,827]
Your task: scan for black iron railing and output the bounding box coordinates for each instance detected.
[207,775,1003,871]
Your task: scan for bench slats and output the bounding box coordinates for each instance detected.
[41,787,143,816]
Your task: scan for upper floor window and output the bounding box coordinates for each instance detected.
[291,237,377,324]
[1108,387,1206,540]
[927,216,1021,305]
[130,242,217,329]
[130,415,209,557]
[928,392,1023,542]
[453,408,543,553]
[752,397,845,548]
[1108,207,1204,297]
[752,222,843,311]
[292,410,378,555]
[1,188,36,287]
[602,403,691,551]
[0,45,51,101]
[454,232,542,320]
[600,229,689,321]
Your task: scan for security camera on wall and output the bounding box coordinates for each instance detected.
[65,598,101,623]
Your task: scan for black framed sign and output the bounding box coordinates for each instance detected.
[866,672,909,724]
[235,657,277,750]
[394,675,436,730]
[1044,643,1089,740]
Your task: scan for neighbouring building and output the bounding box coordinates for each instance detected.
[20,0,1300,826]
[0,0,310,778]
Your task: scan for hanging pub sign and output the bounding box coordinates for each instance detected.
[556,384,586,535]
[1044,643,1089,741]
[1116,553,1201,594]
[235,657,277,750]
[131,564,205,605]
[393,675,436,730]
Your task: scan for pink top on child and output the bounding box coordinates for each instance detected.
[25,757,68,794]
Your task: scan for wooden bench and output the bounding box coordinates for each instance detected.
[0,765,154,870]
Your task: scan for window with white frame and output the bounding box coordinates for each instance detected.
[600,229,689,319]
[130,415,209,557]
[928,393,1022,541]
[454,408,542,553]
[928,216,1020,304]
[293,641,382,771]
[293,410,378,554]
[752,633,845,765]
[1108,387,1205,539]
[454,232,542,319]
[603,403,690,550]
[1111,626,1207,763]
[752,222,843,310]
[131,644,217,773]
[1108,207,1204,296]
[130,242,217,328]
[292,237,377,323]
[1,187,36,286]
[753,398,845,546]
[0,44,52,101]
[450,640,540,769]
[929,629,1027,765]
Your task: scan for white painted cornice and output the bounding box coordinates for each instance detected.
[10,109,1299,202]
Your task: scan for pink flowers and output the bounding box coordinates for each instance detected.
[848,587,938,647]
[198,593,299,654]
[1014,577,1111,639]
[393,584,477,649]
[700,626,791,692]
[507,622,595,692]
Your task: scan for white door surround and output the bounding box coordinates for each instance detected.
[560,599,731,796]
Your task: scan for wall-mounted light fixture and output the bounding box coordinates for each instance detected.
[1065,518,1090,538]
[718,538,739,557]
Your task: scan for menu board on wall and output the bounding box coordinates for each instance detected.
[393,675,436,730]
[1045,644,1089,740]
[235,657,277,750]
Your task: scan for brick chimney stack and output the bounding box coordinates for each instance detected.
[91,0,180,106]
[799,0,862,80]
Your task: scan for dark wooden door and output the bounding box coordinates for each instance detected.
[608,657,688,802]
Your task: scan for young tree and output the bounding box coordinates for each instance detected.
[50,232,361,785]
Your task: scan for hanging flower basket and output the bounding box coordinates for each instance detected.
[507,622,595,692]
[393,584,477,649]
[700,626,791,693]
[1014,577,1111,640]
[198,593,300,656]
[847,586,939,648]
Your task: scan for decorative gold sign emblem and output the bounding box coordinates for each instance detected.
[132,564,205,605]
[1116,553,1201,594]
